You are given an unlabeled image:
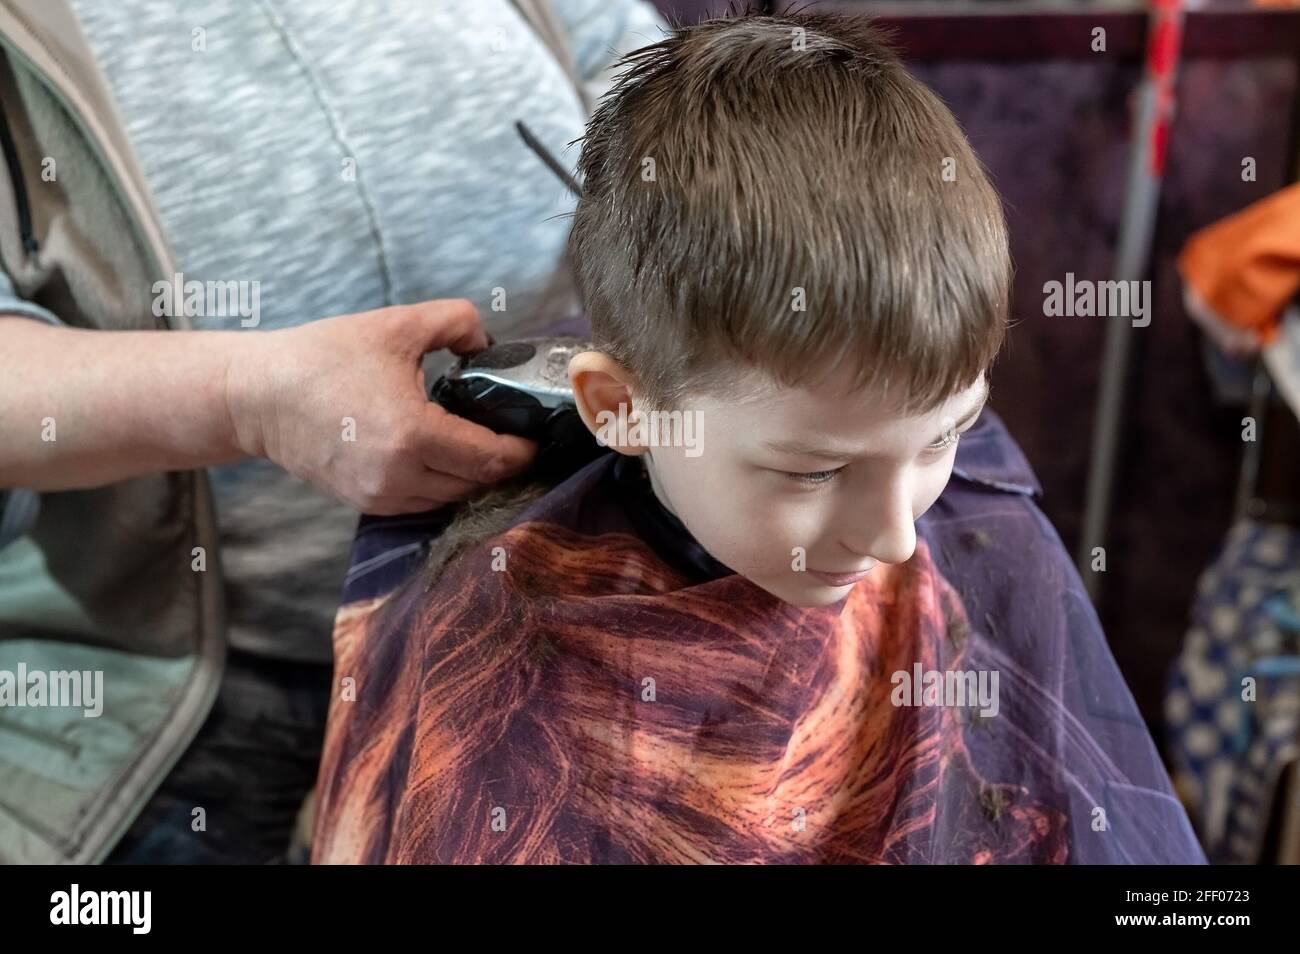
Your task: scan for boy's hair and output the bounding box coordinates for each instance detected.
[570,9,1010,414]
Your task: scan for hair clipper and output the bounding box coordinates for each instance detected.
[429,337,605,479]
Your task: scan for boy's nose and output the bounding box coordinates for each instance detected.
[839,483,917,566]
[866,525,917,566]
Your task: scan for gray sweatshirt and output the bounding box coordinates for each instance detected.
[0,0,666,661]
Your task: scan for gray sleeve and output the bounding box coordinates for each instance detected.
[0,269,61,326]
[549,0,669,106]
[0,269,60,548]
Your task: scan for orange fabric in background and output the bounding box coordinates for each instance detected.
[1177,182,1300,347]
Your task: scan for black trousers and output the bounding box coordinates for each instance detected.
[104,649,333,864]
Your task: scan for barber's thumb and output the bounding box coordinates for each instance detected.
[401,298,489,358]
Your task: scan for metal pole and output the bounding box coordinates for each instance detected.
[1077,0,1186,601]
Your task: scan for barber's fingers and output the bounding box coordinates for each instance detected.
[360,469,479,515]
[375,496,455,516]
[416,402,538,484]
[363,496,453,517]
[367,461,520,515]
[399,468,481,505]
[393,298,489,359]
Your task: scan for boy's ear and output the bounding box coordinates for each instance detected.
[567,351,648,457]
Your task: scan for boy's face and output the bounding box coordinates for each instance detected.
[570,353,989,608]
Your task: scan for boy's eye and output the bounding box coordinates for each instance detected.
[923,430,963,457]
[787,467,844,487]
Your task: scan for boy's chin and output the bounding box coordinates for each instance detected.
[748,575,855,609]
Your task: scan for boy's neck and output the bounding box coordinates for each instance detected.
[640,453,680,519]
[610,451,734,582]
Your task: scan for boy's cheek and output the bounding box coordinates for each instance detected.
[912,463,959,519]
[663,461,825,567]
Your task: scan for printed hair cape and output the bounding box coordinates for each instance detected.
[311,410,1205,864]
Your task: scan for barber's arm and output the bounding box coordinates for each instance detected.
[0,298,536,515]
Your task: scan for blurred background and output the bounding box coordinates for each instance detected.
[651,0,1300,863]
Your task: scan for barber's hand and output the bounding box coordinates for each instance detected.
[229,299,537,514]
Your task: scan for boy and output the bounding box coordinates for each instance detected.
[311,10,1205,864]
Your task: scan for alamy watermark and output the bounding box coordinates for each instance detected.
[0,665,103,718]
[1042,273,1150,327]
[50,885,150,934]
[890,663,999,718]
[595,405,704,457]
[152,271,260,327]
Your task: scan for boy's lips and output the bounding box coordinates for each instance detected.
[808,564,877,586]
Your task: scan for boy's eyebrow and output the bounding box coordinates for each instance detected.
[761,378,991,462]
[760,441,859,464]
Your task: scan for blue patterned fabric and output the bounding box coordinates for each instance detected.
[1166,519,1300,862]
